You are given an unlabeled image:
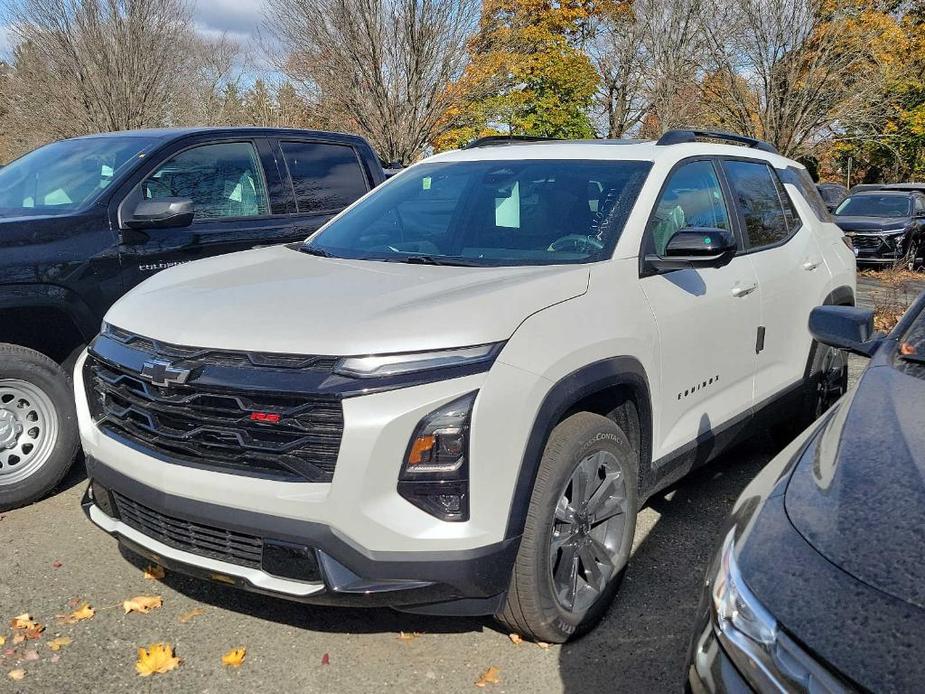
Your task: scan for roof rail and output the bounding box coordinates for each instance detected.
[656,129,778,154]
[463,135,559,149]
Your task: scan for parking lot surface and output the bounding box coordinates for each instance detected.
[0,354,870,693]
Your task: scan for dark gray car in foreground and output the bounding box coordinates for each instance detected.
[687,292,925,693]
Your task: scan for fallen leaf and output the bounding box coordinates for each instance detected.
[50,654,60,664]
[321,652,330,666]
[0,636,4,646]
[66,598,81,609]
[3,648,14,657]
[397,631,422,641]
[7,668,25,681]
[135,643,180,677]
[48,637,72,652]
[475,665,501,688]
[221,647,246,668]
[508,633,523,645]
[21,626,43,641]
[535,641,550,650]
[122,596,163,615]
[10,614,38,631]
[52,561,63,569]
[12,634,24,645]
[144,564,165,581]
[22,650,38,662]
[65,604,95,623]
[177,608,204,624]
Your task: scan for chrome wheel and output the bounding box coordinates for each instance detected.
[814,346,848,418]
[549,450,628,615]
[0,379,59,486]
[907,241,922,272]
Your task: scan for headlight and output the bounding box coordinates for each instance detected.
[334,343,501,378]
[881,226,910,235]
[397,392,476,522]
[711,531,847,692]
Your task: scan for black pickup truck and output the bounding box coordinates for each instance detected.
[0,127,386,509]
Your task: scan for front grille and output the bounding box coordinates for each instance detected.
[113,491,263,568]
[851,234,885,251]
[85,351,344,483]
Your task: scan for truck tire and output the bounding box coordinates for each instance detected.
[496,412,638,643]
[0,344,79,511]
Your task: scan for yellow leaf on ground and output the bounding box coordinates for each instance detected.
[67,604,95,623]
[178,608,205,624]
[0,635,4,646]
[535,641,550,650]
[397,631,422,641]
[475,665,501,688]
[10,614,38,630]
[221,647,246,668]
[508,633,523,645]
[48,637,72,652]
[135,643,180,677]
[12,633,25,645]
[7,669,26,681]
[144,564,166,581]
[123,596,163,615]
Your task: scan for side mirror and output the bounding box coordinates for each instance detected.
[645,228,737,272]
[809,305,880,357]
[125,197,194,230]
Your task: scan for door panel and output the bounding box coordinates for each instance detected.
[722,160,831,403]
[640,159,759,460]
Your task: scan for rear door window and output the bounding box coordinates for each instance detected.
[723,160,793,250]
[280,142,368,213]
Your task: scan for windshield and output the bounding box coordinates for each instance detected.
[303,159,652,266]
[0,136,159,217]
[835,195,911,218]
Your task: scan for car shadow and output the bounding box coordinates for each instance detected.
[557,433,778,693]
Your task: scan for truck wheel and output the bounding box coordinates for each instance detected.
[496,412,638,643]
[0,344,79,511]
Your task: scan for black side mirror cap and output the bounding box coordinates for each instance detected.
[125,197,194,230]
[644,228,738,273]
[809,305,880,357]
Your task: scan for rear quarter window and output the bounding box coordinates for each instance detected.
[779,166,832,222]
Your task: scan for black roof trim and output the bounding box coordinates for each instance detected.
[656,129,778,154]
[463,135,560,148]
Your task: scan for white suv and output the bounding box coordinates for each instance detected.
[75,130,856,642]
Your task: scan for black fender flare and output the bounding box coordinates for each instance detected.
[0,284,100,342]
[503,356,652,539]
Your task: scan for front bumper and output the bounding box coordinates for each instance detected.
[687,607,751,694]
[844,232,909,262]
[83,458,518,615]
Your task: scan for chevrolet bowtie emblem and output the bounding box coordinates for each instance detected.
[139,359,191,387]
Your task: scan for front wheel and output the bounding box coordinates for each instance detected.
[496,412,638,643]
[906,239,923,272]
[0,344,79,511]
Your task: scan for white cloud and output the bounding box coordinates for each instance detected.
[192,0,266,40]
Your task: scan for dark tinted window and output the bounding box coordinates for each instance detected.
[280,142,368,213]
[649,160,731,255]
[780,167,831,222]
[724,160,789,249]
[305,159,652,266]
[770,169,802,232]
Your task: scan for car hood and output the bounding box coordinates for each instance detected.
[105,245,590,355]
[785,360,925,609]
[834,215,911,233]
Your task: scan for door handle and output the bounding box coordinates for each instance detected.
[802,259,821,271]
[731,283,758,298]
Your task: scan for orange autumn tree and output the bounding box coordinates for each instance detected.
[434,0,600,150]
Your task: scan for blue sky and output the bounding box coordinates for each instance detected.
[0,0,267,58]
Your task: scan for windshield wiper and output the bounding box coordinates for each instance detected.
[396,255,481,267]
[301,244,333,258]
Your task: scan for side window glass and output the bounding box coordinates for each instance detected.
[723,160,789,249]
[650,160,730,255]
[769,168,802,233]
[280,142,368,213]
[142,142,269,220]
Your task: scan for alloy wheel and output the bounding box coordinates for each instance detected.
[548,450,628,615]
[814,346,848,418]
[0,379,59,486]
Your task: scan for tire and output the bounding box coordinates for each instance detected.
[772,338,848,444]
[496,412,638,643]
[907,239,923,272]
[0,344,79,511]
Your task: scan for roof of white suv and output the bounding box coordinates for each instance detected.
[427,132,795,169]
